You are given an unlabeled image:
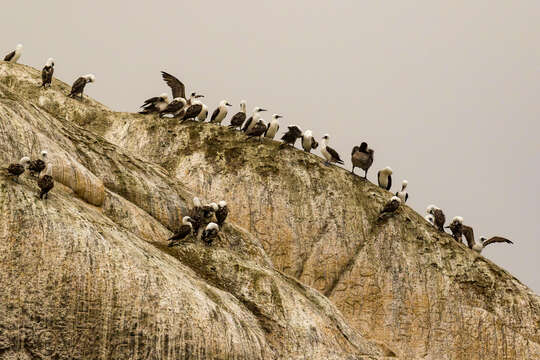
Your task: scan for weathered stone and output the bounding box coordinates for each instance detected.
[0,63,396,359]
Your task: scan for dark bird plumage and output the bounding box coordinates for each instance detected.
[280,126,302,148]
[161,71,185,99]
[202,223,220,245]
[159,98,186,117]
[168,217,194,247]
[180,103,203,122]
[41,59,54,88]
[37,164,54,199]
[68,74,94,99]
[215,201,229,226]
[351,143,374,178]
[427,205,446,232]
[462,225,475,249]
[3,50,15,62]
[447,217,464,243]
[378,196,401,219]
[246,120,267,140]
[229,112,246,129]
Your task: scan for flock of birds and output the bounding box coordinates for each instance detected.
[1,43,514,253]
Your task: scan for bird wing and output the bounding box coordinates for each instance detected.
[405,193,408,202]
[161,71,185,99]
[242,117,253,132]
[359,142,368,152]
[386,175,392,190]
[326,146,343,163]
[3,50,15,61]
[483,236,513,247]
[70,77,86,94]
[462,225,475,249]
[142,96,160,106]
[434,209,445,230]
[230,112,246,126]
[210,108,220,122]
[311,139,318,149]
[184,104,202,118]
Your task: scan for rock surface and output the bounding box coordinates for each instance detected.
[1,62,539,359]
[0,63,395,359]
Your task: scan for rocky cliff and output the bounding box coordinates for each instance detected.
[0,62,538,360]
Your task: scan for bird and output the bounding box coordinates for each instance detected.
[188,197,204,234]
[395,180,409,203]
[180,100,205,122]
[202,202,219,224]
[41,58,54,88]
[446,216,464,243]
[301,130,318,153]
[159,97,187,118]
[426,205,446,232]
[215,201,229,226]
[246,120,267,141]
[3,157,30,183]
[168,216,194,247]
[210,100,232,124]
[68,74,95,99]
[228,100,247,130]
[3,44,23,63]
[197,103,208,122]
[264,114,282,139]
[28,150,48,177]
[378,196,401,219]
[351,143,374,178]
[425,214,436,227]
[202,222,220,245]
[377,167,393,190]
[242,107,267,133]
[474,236,513,254]
[37,163,54,199]
[280,125,303,148]
[139,93,170,114]
[320,134,344,166]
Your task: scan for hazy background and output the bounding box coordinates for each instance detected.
[2,1,539,292]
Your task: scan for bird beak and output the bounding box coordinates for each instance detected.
[276,115,283,119]
[196,94,205,98]
[226,102,232,106]
[260,108,267,112]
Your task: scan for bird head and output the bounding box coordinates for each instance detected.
[40,150,48,159]
[254,107,266,113]
[479,236,487,243]
[367,148,374,156]
[426,205,438,214]
[19,156,31,166]
[218,200,227,208]
[391,196,401,204]
[382,166,393,175]
[84,74,96,83]
[303,130,312,137]
[451,216,464,225]
[182,216,193,226]
[425,214,435,224]
[401,180,408,189]
[273,114,283,120]
[16,44,23,51]
[359,142,368,152]
[206,222,219,231]
[193,197,202,208]
[209,202,219,211]
[46,58,54,67]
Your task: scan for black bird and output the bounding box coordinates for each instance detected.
[229,100,247,130]
[68,74,95,99]
[188,197,204,234]
[159,97,187,118]
[3,157,30,183]
[202,223,220,245]
[446,216,464,243]
[426,205,446,232]
[28,150,48,177]
[216,201,229,226]
[168,216,194,247]
[280,125,303,148]
[180,100,205,122]
[41,58,54,88]
[37,164,54,199]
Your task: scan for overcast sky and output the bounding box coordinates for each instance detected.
[2,1,539,293]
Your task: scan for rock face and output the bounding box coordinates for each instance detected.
[0,63,395,359]
[1,63,539,359]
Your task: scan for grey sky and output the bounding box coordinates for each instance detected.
[2,1,539,293]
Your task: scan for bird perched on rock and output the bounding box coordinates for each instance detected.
[3,44,23,63]
[378,196,401,219]
[246,120,267,141]
[242,107,266,133]
[351,143,374,178]
[280,125,303,148]
[202,202,219,223]
[139,93,170,114]
[188,197,204,233]
[301,130,318,153]
[215,201,229,226]
[446,216,464,243]
[320,134,344,166]
[377,167,393,190]
[180,99,205,122]
[425,214,436,227]
[37,163,54,199]
[3,157,30,183]
[68,74,95,99]
[28,150,48,177]
[202,222,220,245]
[462,225,514,253]
[426,205,446,232]
[396,180,409,203]
[41,58,54,88]
[229,100,247,130]
[264,114,282,139]
[210,100,232,124]
[159,97,187,118]
[168,216,194,247]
